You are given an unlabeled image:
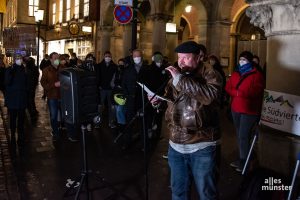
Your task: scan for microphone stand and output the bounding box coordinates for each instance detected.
[141,83,149,200]
[113,77,170,144]
[113,75,169,200]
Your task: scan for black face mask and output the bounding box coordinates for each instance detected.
[118,65,124,69]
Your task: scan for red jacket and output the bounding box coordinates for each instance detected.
[225,68,265,115]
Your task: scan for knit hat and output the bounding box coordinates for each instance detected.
[239,51,253,62]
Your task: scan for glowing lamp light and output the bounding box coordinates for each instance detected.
[34,9,44,22]
[185,4,192,13]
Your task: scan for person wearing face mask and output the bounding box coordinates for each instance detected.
[4,54,28,155]
[41,52,63,141]
[82,53,96,72]
[225,51,265,172]
[121,49,149,149]
[96,51,117,129]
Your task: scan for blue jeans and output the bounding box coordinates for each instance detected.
[116,105,126,125]
[48,99,60,137]
[168,145,218,200]
[231,111,259,161]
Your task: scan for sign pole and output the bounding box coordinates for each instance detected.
[131,0,137,50]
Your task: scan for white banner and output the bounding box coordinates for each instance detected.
[114,0,133,6]
[260,90,300,136]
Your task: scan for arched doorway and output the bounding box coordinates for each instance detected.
[236,12,267,67]
[230,7,266,72]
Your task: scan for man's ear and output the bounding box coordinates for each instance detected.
[195,54,201,64]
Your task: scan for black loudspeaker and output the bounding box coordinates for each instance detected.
[60,68,99,125]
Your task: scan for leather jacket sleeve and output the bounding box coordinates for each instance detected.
[175,65,222,105]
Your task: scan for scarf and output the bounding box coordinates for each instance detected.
[238,62,253,75]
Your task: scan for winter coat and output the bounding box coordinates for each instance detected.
[40,65,62,99]
[96,60,117,90]
[225,67,265,115]
[4,64,28,109]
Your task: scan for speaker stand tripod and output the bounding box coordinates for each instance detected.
[64,125,129,200]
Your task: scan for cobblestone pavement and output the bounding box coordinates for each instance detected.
[0,82,246,200]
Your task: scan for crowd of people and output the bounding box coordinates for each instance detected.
[0,41,266,199]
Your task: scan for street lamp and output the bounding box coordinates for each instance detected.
[34,9,44,68]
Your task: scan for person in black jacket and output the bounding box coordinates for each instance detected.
[39,54,51,71]
[40,54,51,100]
[143,52,169,140]
[5,54,28,155]
[97,51,117,128]
[121,49,148,149]
[24,56,39,120]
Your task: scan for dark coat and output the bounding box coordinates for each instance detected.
[122,62,148,120]
[4,64,28,109]
[96,60,117,90]
[26,58,40,91]
[39,58,51,71]
[142,62,169,96]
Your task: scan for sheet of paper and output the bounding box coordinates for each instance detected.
[137,82,172,102]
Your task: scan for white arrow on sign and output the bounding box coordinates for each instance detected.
[114,0,133,7]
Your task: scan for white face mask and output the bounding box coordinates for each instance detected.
[53,59,60,67]
[104,57,111,63]
[16,59,22,66]
[155,62,162,67]
[239,60,248,66]
[133,57,142,64]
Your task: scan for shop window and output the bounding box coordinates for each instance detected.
[77,40,91,60]
[52,3,56,25]
[59,0,63,22]
[74,0,79,19]
[83,0,89,17]
[66,0,71,21]
[28,0,39,16]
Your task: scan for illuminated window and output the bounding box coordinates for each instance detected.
[59,0,63,22]
[83,0,89,17]
[66,0,71,21]
[52,3,56,25]
[28,0,39,16]
[74,0,79,19]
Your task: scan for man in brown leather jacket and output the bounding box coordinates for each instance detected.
[151,41,222,199]
[41,52,61,141]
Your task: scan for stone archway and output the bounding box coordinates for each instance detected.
[228,1,266,73]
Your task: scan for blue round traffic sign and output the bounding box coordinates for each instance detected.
[113,5,133,24]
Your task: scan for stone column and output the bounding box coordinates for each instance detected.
[246,0,300,175]
[99,25,113,60]
[149,14,172,54]
[123,24,132,57]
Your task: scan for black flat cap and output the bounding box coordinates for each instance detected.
[175,41,200,54]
